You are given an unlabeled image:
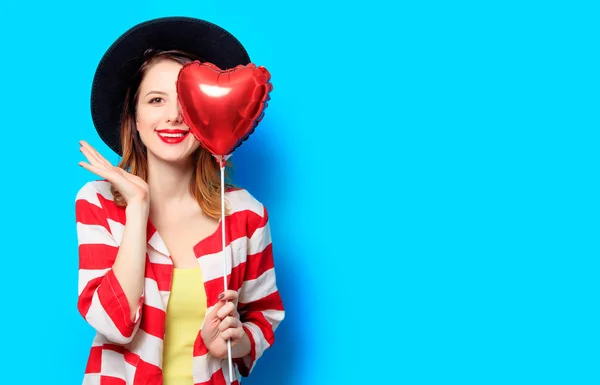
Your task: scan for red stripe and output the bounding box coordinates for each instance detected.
[103,344,125,353]
[193,334,208,356]
[227,261,246,294]
[247,206,268,238]
[76,189,125,228]
[79,243,119,269]
[202,244,272,308]
[133,358,162,385]
[239,290,284,313]
[193,209,263,258]
[78,276,102,317]
[139,304,165,339]
[96,270,138,335]
[203,272,245,308]
[244,244,274,281]
[201,245,276,309]
[204,279,225,308]
[76,199,109,229]
[205,244,274,306]
[123,350,140,367]
[148,261,172,292]
[85,346,102,374]
[95,188,126,226]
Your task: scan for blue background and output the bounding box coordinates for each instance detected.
[1,0,599,384]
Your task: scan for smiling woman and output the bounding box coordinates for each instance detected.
[74,17,285,385]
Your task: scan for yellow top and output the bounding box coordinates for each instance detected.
[162,267,207,385]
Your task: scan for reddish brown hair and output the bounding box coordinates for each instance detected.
[110,49,233,219]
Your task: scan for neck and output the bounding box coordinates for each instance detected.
[146,152,196,210]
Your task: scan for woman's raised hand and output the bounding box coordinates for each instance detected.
[79,140,149,205]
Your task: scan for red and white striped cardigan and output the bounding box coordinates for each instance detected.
[75,180,285,385]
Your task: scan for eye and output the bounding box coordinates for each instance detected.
[149,97,163,104]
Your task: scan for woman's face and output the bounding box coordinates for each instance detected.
[135,58,201,164]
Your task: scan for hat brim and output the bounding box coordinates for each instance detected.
[90,17,251,156]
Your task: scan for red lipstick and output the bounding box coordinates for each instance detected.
[155,129,189,144]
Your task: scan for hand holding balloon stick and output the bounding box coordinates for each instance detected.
[176,61,272,379]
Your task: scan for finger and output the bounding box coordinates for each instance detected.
[217,290,238,303]
[206,290,239,320]
[204,301,227,323]
[80,145,107,169]
[220,327,244,342]
[79,140,107,164]
[217,302,236,320]
[79,158,129,189]
[79,161,111,180]
[218,316,241,332]
[80,141,112,168]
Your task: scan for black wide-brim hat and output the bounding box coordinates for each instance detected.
[90,16,251,156]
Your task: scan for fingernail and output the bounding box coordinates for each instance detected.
[218,293,224,300]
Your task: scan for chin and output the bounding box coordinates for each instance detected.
[148,146,195,165]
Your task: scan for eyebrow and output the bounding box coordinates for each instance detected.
[145,90,168,96]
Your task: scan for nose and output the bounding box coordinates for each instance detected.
[166,103,183,124]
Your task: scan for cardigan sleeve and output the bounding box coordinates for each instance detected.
[75,182,144,345]
[234,205,285,376]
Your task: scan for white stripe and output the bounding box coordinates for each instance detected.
[247,224,271,255]
[226,189,263,217]
[86,291,131,344]
[144,277,166,310]
[78,268,110,295]
[100,349,127,379]
[92,180,116,202]
[77,223,117,247]
[148,231,170,256]
[128,328,164,368]
[124,361,136,384]
[82,373,100,385]
[76,180,115,208]
[148,248,171,265]
[244,321,270,360]
[198,236,247,282]
[92,334,108,346]
[76,183,102,208]
[107,219,124,245]
[160,290,171,309]
[259,309,285,328]
[238,269,277,304]
[192,352,223,383]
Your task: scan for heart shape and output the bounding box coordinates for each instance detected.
[176,61,273,156]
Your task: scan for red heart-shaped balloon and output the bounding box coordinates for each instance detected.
[176,61,273,156]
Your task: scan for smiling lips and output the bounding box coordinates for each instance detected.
[155,129,190,144]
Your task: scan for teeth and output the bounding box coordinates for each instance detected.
[158,132,187,138]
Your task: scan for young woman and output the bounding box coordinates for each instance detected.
[75,17,284,385]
